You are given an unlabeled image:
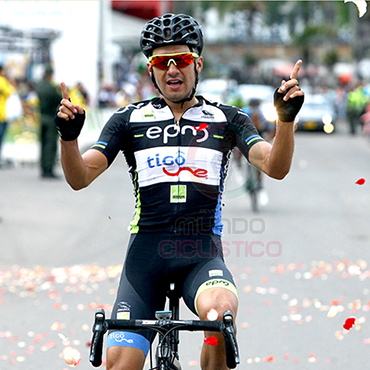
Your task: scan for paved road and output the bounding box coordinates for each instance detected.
[1,121,370,369]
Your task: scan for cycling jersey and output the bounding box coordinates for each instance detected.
[92,96,264,235]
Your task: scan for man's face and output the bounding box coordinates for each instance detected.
[148,45,203,104]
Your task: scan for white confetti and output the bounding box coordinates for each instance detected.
[62,346,81,367]
[58,333,70,346]
[345,0,368,18]
[327,305,340,318]
[206,309,218,321]
[348,265,361,275]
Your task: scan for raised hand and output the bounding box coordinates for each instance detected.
[57,82,84,121]
[274,60,305,123]
[55,82,86,141]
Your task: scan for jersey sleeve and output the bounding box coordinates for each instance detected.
[229,107,265,162]
[90,108,129,167]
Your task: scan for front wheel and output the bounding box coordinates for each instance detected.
[249,189,258,213]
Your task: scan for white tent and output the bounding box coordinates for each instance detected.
[110,11,146,50]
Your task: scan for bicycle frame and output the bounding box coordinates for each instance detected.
[246,162,261,212]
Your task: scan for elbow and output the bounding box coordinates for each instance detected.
[69,184,84,191]
[273,172,289,181]
[267,168,290,181]
[67,179,89,191]
[70,184,85,191]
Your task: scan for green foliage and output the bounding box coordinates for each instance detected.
[293,24,337,46]
[323,49,339,67]
[244,53,258,67]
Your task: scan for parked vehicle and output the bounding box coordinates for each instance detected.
[235,84,275,104]
[232,84,277,123]
[296,94,336,133]
[197,78,237,103]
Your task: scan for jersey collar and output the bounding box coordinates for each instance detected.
[151,96,204,110]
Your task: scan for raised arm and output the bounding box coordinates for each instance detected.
[56,82,108,190]
[249,60,304,180]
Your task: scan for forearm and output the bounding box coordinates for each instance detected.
[264,120,295,180]
[60,139,90,190]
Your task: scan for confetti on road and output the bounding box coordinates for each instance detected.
[327,305,341,318]
[62,346,81,367]
[1,258,370,367]
[0,264,122,367]
[343,317,356,330]
[356,178,366,185]
[262,355,275,362]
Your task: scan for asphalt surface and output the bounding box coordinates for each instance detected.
[2,120,370,369]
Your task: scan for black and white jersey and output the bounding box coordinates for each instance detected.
[91,96,264,235]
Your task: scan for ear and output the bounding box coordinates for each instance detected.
[196,56,203,74]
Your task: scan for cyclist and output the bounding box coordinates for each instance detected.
[242,98,275,197]
[55,13,304,370]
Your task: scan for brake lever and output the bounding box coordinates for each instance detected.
[90,308,107,367]
[222,310,240,369]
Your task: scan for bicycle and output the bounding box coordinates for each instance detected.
[89,283,240,369]
[246,162,262,213]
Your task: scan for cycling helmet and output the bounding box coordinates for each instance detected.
[140,13,203,58]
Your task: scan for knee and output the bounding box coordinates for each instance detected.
[197,289,238,321]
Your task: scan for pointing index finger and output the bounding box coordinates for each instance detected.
[290,60,303,80]
[60,82,70,100]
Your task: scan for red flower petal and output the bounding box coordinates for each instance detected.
[343,317,356,330]
[356,178,365,185]
[204,336,219,346]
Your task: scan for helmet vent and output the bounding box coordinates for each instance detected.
[164,28,171,39]
[140,13,203,58]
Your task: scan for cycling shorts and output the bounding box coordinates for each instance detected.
[106,233,238,355]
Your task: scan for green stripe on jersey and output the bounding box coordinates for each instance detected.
[129,171,141,234]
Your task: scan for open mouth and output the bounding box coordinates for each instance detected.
[167,79,183,88]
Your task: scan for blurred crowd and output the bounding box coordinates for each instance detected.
[97,74,156,109]
[1,60,370,171]
[0,62,156,172]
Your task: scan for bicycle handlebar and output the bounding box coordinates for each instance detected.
[89,308,240,368]
[89,309,106,368]
[221,310,240,369]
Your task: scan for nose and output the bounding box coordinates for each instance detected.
[167,61,180,73]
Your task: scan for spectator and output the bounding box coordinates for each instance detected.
[347,83,369,135]
[0,64,15,166]
[98,82,117,108]
[361,103,370,136]
[69,82,90,110]
[36,65,62,179]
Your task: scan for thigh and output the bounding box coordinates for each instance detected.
[182,256,238,316]
[106,346,146,370]
[109,234,168,346]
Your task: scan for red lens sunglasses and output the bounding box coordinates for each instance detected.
[148,52,199,70]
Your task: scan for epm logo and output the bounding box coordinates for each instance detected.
[146,123,209,144]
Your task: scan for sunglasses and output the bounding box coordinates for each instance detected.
[148,52,199,70]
